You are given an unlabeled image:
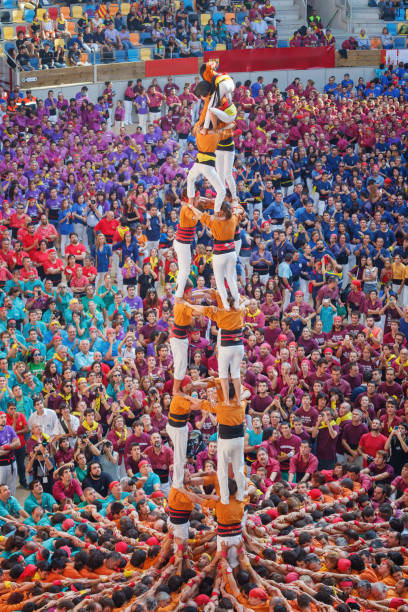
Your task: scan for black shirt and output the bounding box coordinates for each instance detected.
[82,471,113,497]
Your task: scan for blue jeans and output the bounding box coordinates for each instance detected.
[122,40,134,50]
[87,226,96,251]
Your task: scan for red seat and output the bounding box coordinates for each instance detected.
[16,25,26,36]
[48,7,58,20]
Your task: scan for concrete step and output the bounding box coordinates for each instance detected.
[268,0,297,8]
[273,8,301,20]
[350,0,376,6]
[352,10,382,22]
[352,23,384,35]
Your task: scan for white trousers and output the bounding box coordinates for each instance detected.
[0,462,17,496]
[234,239,241,258]
[204,77,235,129]
[169,336,188,380]
[187,162,225,212]
[124,100,133,125]
[149,111,161,123]
[213,251,239,309]
[218,344,244,378]
[138,113,148,131]
[217,534,242,568]
[216,149,237,199]
[170,520,189,540]
[74,223,87,248]
[217,435,245,505]
[174,240,192,298]
[60,234,70,256]
[166,422,188,489]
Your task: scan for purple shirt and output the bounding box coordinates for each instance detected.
[276,434,301,470]
[0,425,18,461]
[368,461,394,484]
[342,422,369,450]
[295,406,319,429]
[52,477,83,502]
[315,423,339,462]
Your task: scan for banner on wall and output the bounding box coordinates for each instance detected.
[381,49,408,65]
[145,57,199,77]
[203,46,335,72]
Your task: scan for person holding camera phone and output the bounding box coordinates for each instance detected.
[26,424,54,494]
[97,439,119,480]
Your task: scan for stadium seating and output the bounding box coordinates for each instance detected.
[0,0,358,72]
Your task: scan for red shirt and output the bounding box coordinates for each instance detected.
[359,432,387,458]
[19,266,38,281]
[83,265,97,279]
[35,224,58,242]
[65,243,86,259]
[0,248,16,269]
[95,218,119,241]
[43,258,64,275]
[6,412,27,447]
[64,263,81,279]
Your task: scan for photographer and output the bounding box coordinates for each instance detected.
[107,415,129,480]
[96,439,119,480]
[82,460,112,498]
[74,430,101,463]
[53,437,74,467]
[26,424,54,494]
[76,408,103,446]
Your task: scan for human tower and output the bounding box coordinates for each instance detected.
[166,59,249,564]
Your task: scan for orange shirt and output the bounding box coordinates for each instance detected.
[200,212,239,241]
[202,305,244,331]
[173,302,193,327]
[194,124,220,153]
[168,486,195,514]
[199,94,210,125]
[208,399,245,427]
[359,566,378,583]
[204,495,245,536]
[169,395,210,420]
[92,565,116,576]
[179,205,198,229]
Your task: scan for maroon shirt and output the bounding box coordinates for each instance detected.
[143,443,173,483]
[295,406,319,429]
[276,434,301,470]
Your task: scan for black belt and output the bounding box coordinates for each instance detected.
[218,422,244,439]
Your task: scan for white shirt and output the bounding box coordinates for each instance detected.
[28,409,59,437]
[55,414,80,447]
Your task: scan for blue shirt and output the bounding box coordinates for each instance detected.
[0,495,22,518]
[91,244,112,273]
[146,215,161,241]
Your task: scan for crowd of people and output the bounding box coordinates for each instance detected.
[0,53,408,610]
[7,1,339,72]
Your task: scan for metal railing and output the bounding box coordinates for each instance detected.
[345,0,352,33]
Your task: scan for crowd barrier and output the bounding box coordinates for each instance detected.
[17,48,386,89]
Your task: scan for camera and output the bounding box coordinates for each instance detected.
[98,385,104,392]
[41,440,48,447]
[80,433,88,440]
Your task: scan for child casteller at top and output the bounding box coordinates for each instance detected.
[200,59,236,130]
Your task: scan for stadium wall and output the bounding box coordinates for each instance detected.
[27,65,377,101]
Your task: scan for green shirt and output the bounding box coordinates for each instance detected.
[0,495,22,518]
[24,492,57,515]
